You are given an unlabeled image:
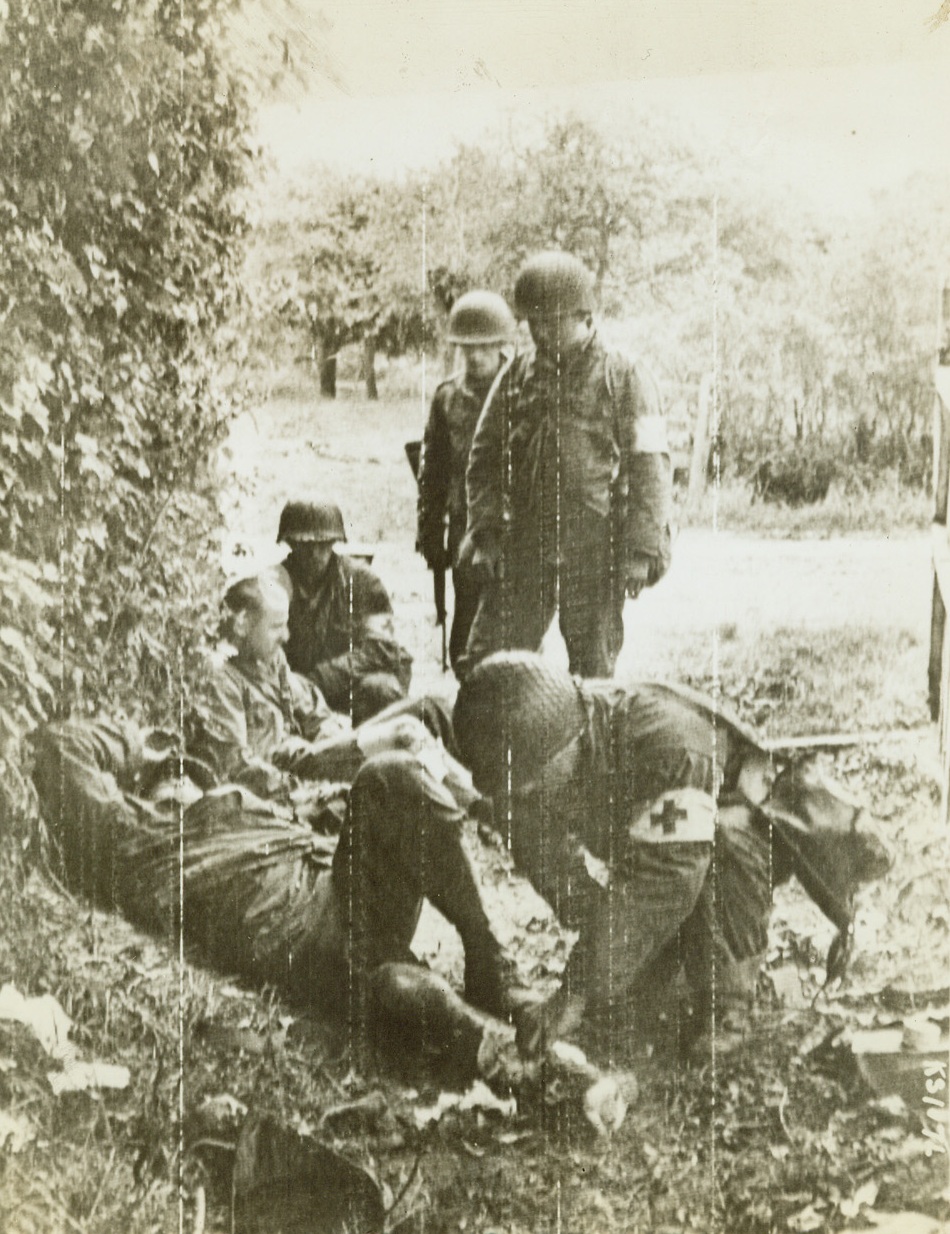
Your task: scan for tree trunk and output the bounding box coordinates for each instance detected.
[320,356,337,399]
[313,334,337,398]
[361,335,378,401]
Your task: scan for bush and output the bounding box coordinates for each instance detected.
[750,438,838,506]
[0,0,253,824]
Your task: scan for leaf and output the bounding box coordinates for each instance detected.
[48,1061,131,1095]
[0,1110,35,1154]
[787,1205,826,1233]
[839,1180,879,1218]
[0,626,27,657]
[0,983,73,1058]
[147,151,160,176]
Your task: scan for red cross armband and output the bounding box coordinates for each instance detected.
[628,788,716,844]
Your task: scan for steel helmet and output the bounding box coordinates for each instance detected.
[277,500,346,544]
[447,290,516,345]
[454,651,586,798]
[513,251,596,320]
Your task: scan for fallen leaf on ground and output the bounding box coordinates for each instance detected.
[842,1214,950,1234]
[0,1110,35,1153]
[839,1179,879,1218]
[0,982,72,1059]
[48,1060,130,1094]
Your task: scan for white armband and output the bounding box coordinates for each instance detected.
[631,415,669,454]
[629,788,716,844]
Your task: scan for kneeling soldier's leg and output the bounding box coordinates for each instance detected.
[573,840,713,1066]
[678,804,773,1056]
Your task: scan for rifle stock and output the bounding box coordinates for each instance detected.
[404,439,421,480]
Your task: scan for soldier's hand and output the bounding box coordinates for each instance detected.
[624,554,652,598]
[514,987,586,1059]
[356,715,428,761]
[416,529,447,571]
[471,544,501,585]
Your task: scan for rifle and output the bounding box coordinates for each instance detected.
[404,439,448,672]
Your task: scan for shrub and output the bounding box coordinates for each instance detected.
[0,0,253,824]
[750,438,839,506]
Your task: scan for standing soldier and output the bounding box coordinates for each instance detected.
[416,290,516,674]
[461,252,673,679]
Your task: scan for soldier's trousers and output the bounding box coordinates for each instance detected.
[559,810,772,1064]
[30,720,776,1073]
[448,560,481,674]
[463,513,625,679]
[30,723,508,1073]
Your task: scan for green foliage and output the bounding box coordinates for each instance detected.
[0,553,57,835]
[268,170,432,392]
[259,110,715,393]
[253,104,946,493]
[0,0,253,825]
[712,190,942,496]
[751,439,839,506]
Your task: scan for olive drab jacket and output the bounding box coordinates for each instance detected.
[186,649,363,795]
[282,554,413,710]
[466,333,672,577]
[507,679,890,1006]
[417,372,495,567]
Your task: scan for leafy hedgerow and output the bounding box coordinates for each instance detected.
[0,0,254,825]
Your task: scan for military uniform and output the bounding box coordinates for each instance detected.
[282,554,413,723]
[31,651,502,1033]
[186,649,359,788]
[30,646,890,1086]
[464,333,673,678]
[453,655,892,1064]
[417,372,493,669]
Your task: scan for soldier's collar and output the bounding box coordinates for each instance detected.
[293,561,337,603]
[527,328,597,378]
[231,650,283,686]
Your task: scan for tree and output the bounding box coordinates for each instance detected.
[267,169,432,398]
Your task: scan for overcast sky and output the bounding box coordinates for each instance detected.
[252,0,950,210]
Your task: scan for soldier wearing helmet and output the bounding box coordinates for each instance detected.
[277,500,413,723]
[453,651,892,1065]
[416,290,516,672]
[460,251,673,679]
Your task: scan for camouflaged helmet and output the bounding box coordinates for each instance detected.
[454,651,586,797]
[277,500,346,544]
[513,251,596,321]
[447,290,516,345]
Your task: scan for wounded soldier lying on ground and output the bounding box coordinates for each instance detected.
[31,602,891,1130]
[31,577,618,1122]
